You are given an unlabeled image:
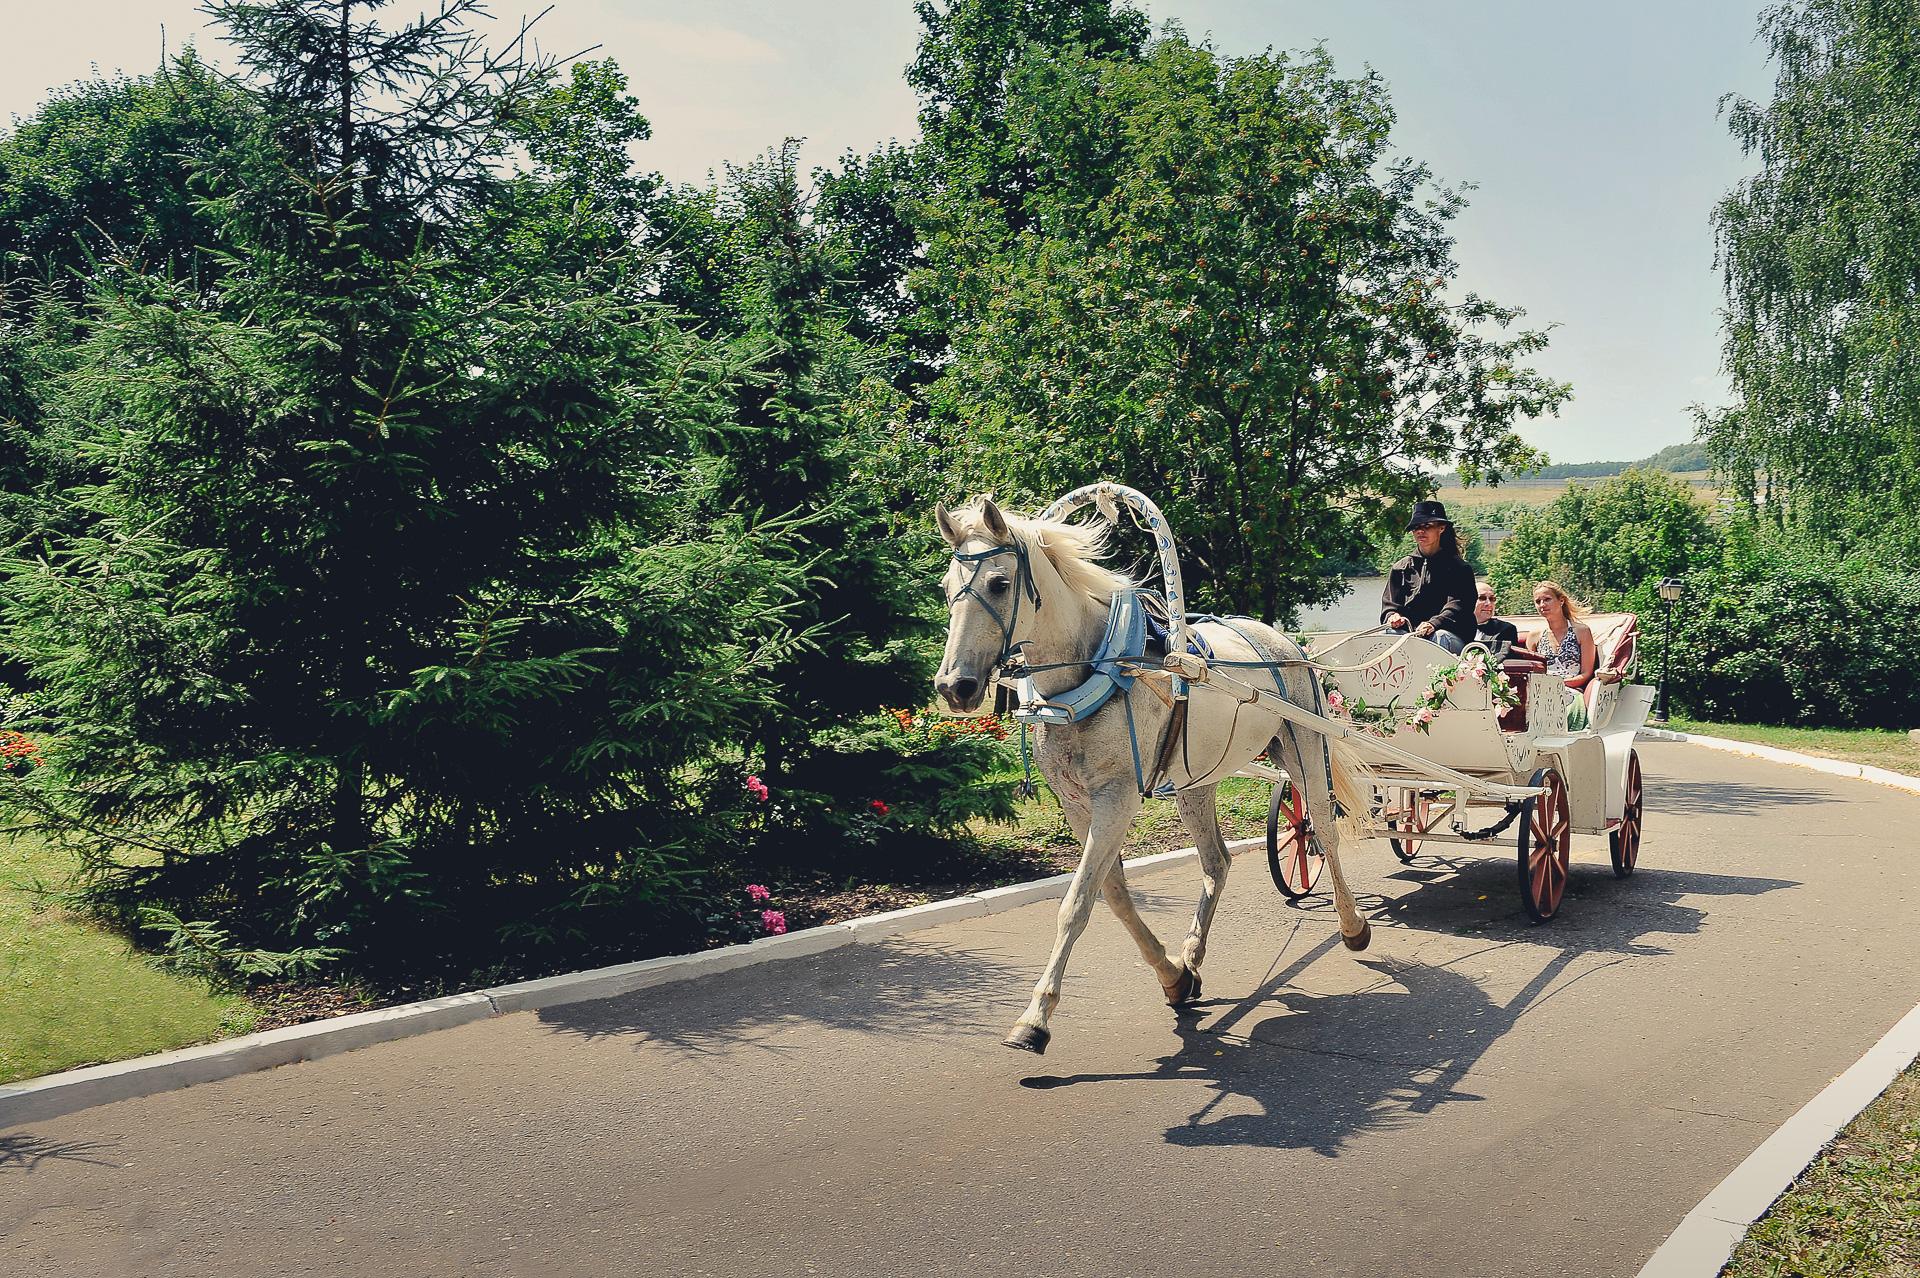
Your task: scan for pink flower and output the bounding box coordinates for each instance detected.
[1325,688,1346,713]
[1413,705,1438,726]
[746,884,771,902]
[761,909,787,935]
[869,799,890,816]
[745,775,769,803]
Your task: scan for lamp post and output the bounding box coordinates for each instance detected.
[1654,577,1683,724]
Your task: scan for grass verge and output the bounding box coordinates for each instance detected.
[1723,1057,1920,1278]
[1669,718,1920,776]
[0,829,255,1085]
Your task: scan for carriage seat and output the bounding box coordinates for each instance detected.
[1497,612,1639,730]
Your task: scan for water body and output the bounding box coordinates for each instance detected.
[1294,577,1384,633]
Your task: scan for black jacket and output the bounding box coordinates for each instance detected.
[1474,615,1520,656]
[1380,553,1476,642]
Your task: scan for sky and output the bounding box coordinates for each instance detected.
[1,1,1778,464]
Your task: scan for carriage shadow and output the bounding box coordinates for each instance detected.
[1652,777,1842,816]
[1343,857,1799,956]
[1021,860,1797,1154]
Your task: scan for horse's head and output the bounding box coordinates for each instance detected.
[933,497,1037,713]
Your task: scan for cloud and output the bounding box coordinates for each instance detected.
[624,19,780,67]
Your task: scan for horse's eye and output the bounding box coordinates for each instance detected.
[987,576,1011,595]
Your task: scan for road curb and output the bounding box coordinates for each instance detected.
[1631,730,1920,1276]
[1636,1002,1920,1278]
[0,836,1260,1128]
[1636,727,1920,797]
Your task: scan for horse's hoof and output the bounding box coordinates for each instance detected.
[1003,1025,1051,1055]
[1341,921,1373,952]
[1163,966,1203,1006]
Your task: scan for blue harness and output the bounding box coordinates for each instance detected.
[1013,588,1160,725]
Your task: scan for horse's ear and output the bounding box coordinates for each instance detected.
[980,496,1012,542]
[935,503,962,547]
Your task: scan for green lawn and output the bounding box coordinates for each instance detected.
[1669,719,1920,776]
[1724,1058,1920,1278]
[0,830,254,1085]
[971,773,1274,865]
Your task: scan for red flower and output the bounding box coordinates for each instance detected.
[869,799,890,816]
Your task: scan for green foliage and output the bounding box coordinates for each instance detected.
[0,53,253,300]
[1482,468,1920,727]
[1667,523,1920,728]
[919,32,1566,620]
[769,710,1018,873]
[652,144,982,858]
[1440,441,1709,484]
[1708,0,1920,552]
[0,0,816,985]
[1488,468,1718,615]
[909,0,1150,232]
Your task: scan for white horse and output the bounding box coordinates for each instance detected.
[933,496,1374,1055]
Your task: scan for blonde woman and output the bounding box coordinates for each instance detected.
[1530,581,1599,690]
[1531,580,1618,730]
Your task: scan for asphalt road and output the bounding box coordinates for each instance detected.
[4,741,1918,1278]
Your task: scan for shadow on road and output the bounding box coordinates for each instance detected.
[1654,776,1842,816]
[1351,859,1801,956]
[0,1133,120,1175]
[538,937,1032,1054]
[1019,859,1798,1156]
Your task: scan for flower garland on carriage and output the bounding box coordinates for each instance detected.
[1319,646,1518,738]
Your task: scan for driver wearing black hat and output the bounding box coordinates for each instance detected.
[1380,500,1476,654]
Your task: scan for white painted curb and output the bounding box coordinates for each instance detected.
[0,836,1260,1127]
[1637,726,1920,797]
[1636,1002,1920,1278]
[1631,730,1920,1276]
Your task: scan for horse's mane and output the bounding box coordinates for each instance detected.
[948,500,1136,605]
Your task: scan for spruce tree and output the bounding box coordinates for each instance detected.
[1,1,804,983]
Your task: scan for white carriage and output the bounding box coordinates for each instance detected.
[1258,624,1652,922]
[1029,481,1650,926]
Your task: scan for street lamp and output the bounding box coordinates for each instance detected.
[1654,577,1683,723]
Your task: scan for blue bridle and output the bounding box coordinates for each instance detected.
[947,539,1043,669]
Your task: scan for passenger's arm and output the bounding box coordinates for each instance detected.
[1565,624,1598,690]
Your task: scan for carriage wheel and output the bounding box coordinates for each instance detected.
[1609,750,1643,878]
[1517,766,1571,922]
[1267,779,1325,900]
[1387,790,1433,862]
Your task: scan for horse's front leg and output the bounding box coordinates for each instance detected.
[1167,784,1230,1001]
[1004,783,1142,1055]
[1058,791,1184,997]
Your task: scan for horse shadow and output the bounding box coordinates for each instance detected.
[1022,857,1798,1155]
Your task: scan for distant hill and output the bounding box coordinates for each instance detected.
[1439,441,1709,485]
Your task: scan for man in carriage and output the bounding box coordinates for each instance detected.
[1379,500,1477,654]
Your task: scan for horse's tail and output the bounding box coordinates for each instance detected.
[1325,737,1381,845]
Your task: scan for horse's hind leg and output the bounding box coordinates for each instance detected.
[1005,783,1140,1055]
[1167,784,1230,1002]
